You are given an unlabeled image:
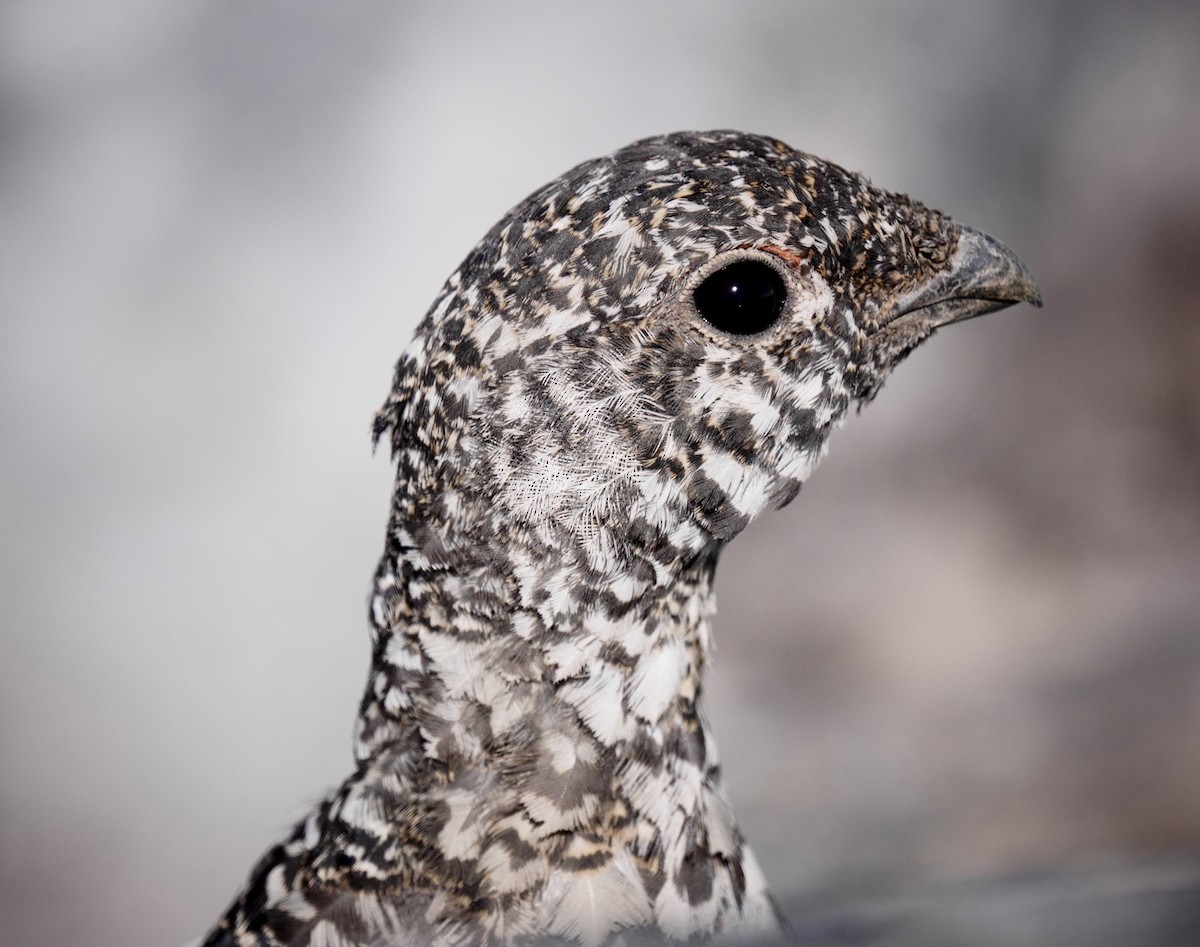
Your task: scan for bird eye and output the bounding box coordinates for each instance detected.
[692,259,787,336]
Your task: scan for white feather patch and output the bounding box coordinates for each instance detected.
[697,445,773,518]
[438,788,485,860]
[559,664,627,745]
[539,848,653,946]
[626,639,688,724]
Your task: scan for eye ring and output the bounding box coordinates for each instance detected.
[686,249,792,337]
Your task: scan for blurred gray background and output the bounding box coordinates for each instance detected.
[2,2,1199,945]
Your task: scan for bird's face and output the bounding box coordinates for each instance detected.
[382,131,1039,557]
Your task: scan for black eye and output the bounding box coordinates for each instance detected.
[692,259,787,335]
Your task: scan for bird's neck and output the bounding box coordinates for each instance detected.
[356,475,723,774]
[345,475,777,931]
[339,350,784,936]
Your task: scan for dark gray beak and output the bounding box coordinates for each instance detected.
[882,223,1042,333]
[864,223,1041,377]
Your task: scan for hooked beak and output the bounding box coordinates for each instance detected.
[852,223,1041,401]
[876,224,1042,342]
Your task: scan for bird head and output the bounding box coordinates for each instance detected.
[376,130,1040,567]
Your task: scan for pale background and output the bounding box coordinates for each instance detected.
[2,2,1199,945]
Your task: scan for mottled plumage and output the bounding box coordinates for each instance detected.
[202,131,1040,947]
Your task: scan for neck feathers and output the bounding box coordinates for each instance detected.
[339,290,781,939]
